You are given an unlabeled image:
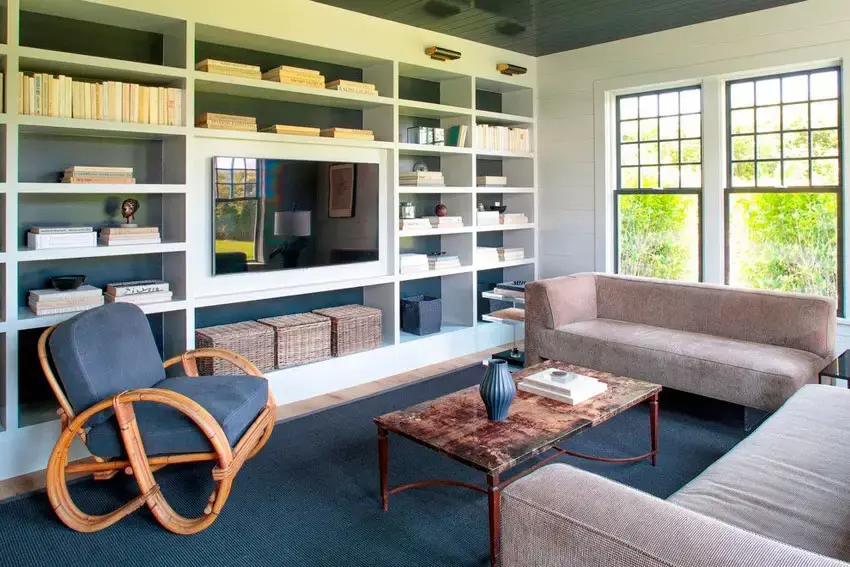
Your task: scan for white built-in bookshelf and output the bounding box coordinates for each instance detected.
[0,0,537,481]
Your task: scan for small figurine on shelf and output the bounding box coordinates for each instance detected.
[121,198,140,227]
[477,202,485,212]
[435,203,448,217]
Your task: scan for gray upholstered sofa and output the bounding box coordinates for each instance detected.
[501,384,850,566]
[525,273,836,411]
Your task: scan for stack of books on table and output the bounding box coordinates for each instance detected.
[399,253,430,274]
[477,176,508,187]
[196,112,257,132]
[399,172,445,187]
[425,216,464,229]
[262,65,325,89]
[326,79,378,96]
[28,285,104,316]
[502,213,529,225]
[477,211,502,226]
[61,166,134,184]
[98,227,161,246]
[477,246,525,263]
[195,59,261,80]
[399,218,432,231]
[105,279,172,305]
[18,73,183,125]
[259,124,320,137]
[518,367,608,405]
[428,254,462,271]
[27,227,96,250]
[320,127,375,141]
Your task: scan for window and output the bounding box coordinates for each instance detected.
[214,157,262,262]
[726,68,841,304]
[615,87,702,281]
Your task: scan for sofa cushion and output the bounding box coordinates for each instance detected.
[550,318,824,411]
[670,385,850,561]
[86,375,268,458]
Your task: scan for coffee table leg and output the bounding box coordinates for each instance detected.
[378,426,389,511]
[488,473,501,567]
[649,393,659,466]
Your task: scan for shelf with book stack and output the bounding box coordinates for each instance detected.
[17,182,186,194]
[398,143,473,156]
[17,115,188,139]
[193,126,394,151]
[18,240,186,262]
[398,100,472,120]
[477,223,535,233]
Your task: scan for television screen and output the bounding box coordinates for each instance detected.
[212,157,380,276]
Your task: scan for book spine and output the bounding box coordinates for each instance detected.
[107,283,170,296]
[27,232,97,249]
[30,302,103,316]
[62,177,135,184]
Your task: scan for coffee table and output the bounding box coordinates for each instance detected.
[374,360,661,567]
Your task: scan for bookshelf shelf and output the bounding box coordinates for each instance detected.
[475,149,535,160]
[400,324,471,344]
[19,47,188,83]
[17,240,187,262]
[398,100,472,119]
[17,182,187,194]
[476,187,535,194]
[16,299,188,331]
[17,115,187,139]
[398,186,474,194]
[194,72,394,111]
[477,257,537,270]
[476,223,535,232]
[398,143,473,156]
[475,110,534,125]
[398,226,473,237]
[193,127,394,150]
[399,265,473,281]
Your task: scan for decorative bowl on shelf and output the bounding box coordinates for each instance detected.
[489,205,507,214]
[50,275,86,291]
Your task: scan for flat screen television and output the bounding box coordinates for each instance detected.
[212,156,380,276]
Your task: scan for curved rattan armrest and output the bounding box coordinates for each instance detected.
[163,348,265,378]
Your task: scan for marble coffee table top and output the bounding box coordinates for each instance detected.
[374,360,661,474]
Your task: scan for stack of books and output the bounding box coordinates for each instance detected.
[263,65,325,89]
[28,285,104,317]
[502,213,529,225]
[428,254,462,271]
[399,253,430,274]
[399,218,432,231]
[195,59,261,80]
[18,73,183,125]
[474,125,531,153]
[27,227,96,250]
[518,368,608,405]
[98,227,161,246]
[476,246,525,263]
[425,216,464,229]
[320,127,375,141]
[196,112,257,132]
[476,211,502,226]
[477,176,508,187]
[399,172,445,187]
[259,124,320,137]
[446,125,469,147]
[105,279,172,305]
[326,79,378,96]
[61,166,134,184]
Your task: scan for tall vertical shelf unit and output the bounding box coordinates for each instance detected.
[0,0,536,481]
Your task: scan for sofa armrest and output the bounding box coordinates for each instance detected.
[501,464,848,567]
[525,274,597,330]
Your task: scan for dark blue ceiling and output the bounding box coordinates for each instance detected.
[313,0,805,56]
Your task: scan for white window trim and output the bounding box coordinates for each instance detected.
[593,42,850,302]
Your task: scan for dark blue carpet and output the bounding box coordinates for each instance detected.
[0,365,747,566]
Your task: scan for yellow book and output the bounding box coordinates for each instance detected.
[149,86,158,125]
[259,124,321,136]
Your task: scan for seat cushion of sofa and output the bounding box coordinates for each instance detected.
[551,318,824,411]
[86,375,268,458]
[670,384,850,560]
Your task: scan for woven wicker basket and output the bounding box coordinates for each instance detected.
[195,321,275,375]
[312,304,382,357]
[257,313,332,369]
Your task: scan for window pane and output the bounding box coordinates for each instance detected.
[639,118,659,141]
[621,120,638,142]
[659,116,679,140]
[728,192,837,299]
[731,109,754,134]
[732,162,755,187]
[730,82,754,108]
[660,141,680,164]
[639,94,658,117]
[658,92,679,115]
[214,200,259,262]
[621,143,639,165]
[782,103,808,130]
[660,165,680,188]
[680,139,701,163]
[756,79,781,105]
[811,100,839,128]
[681,164,701,188]
[812,129,839,157]
[680,114,701,138]
[782,75,808,103]
[756,106,780,132]
[621,167,639,189]
[731,135,755,160]
[680,89,701,114]
[618,193,699,281]
[620,97,638,120]
[783,131,809,158]
[640,142,659,164]
[783,160,810,186]
[812,159,840,186]
[810,71,839,100]
[757,161,782,187]
[757,134,781,159]
[640,166,659,188]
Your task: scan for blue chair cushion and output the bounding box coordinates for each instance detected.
[85,375,269,458]
[49,303,166,426]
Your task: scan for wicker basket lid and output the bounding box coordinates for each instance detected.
[312,304,381,320]
[196,320,273,339]
[257,312,330,329]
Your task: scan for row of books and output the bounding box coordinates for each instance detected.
[28,279,172,316]
[196,113,375,140]
[26,226,161,250]
[476,246,525,263]
[474,125,531,153]
[399,253,462,274]
[61,166,135,185]
[18,73,183,125]
[518,367,608,405]
[477,211,529,226]
[399,171,444,187]
[196,60,379,95]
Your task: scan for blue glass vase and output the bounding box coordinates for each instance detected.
[479,360,516,421]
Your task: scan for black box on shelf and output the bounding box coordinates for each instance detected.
[401,295,442,336]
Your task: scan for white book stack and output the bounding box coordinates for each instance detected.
[476,246,501,263]
[501,213,529,225]
[477,176,508,187]
[399,218,432,231]
[499,247,525,261]
[98,226,161,246]
[476,211,501,226]
[474,125,531,152]
[399,253,430,274]
[62,166,135,184]
[27,227,96,250]
[424,216,464,229]
[399,172,445,187]
[105,279,172,305]
[428,255,462,271]
[518,368,608,405]
[28,285,104,316]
